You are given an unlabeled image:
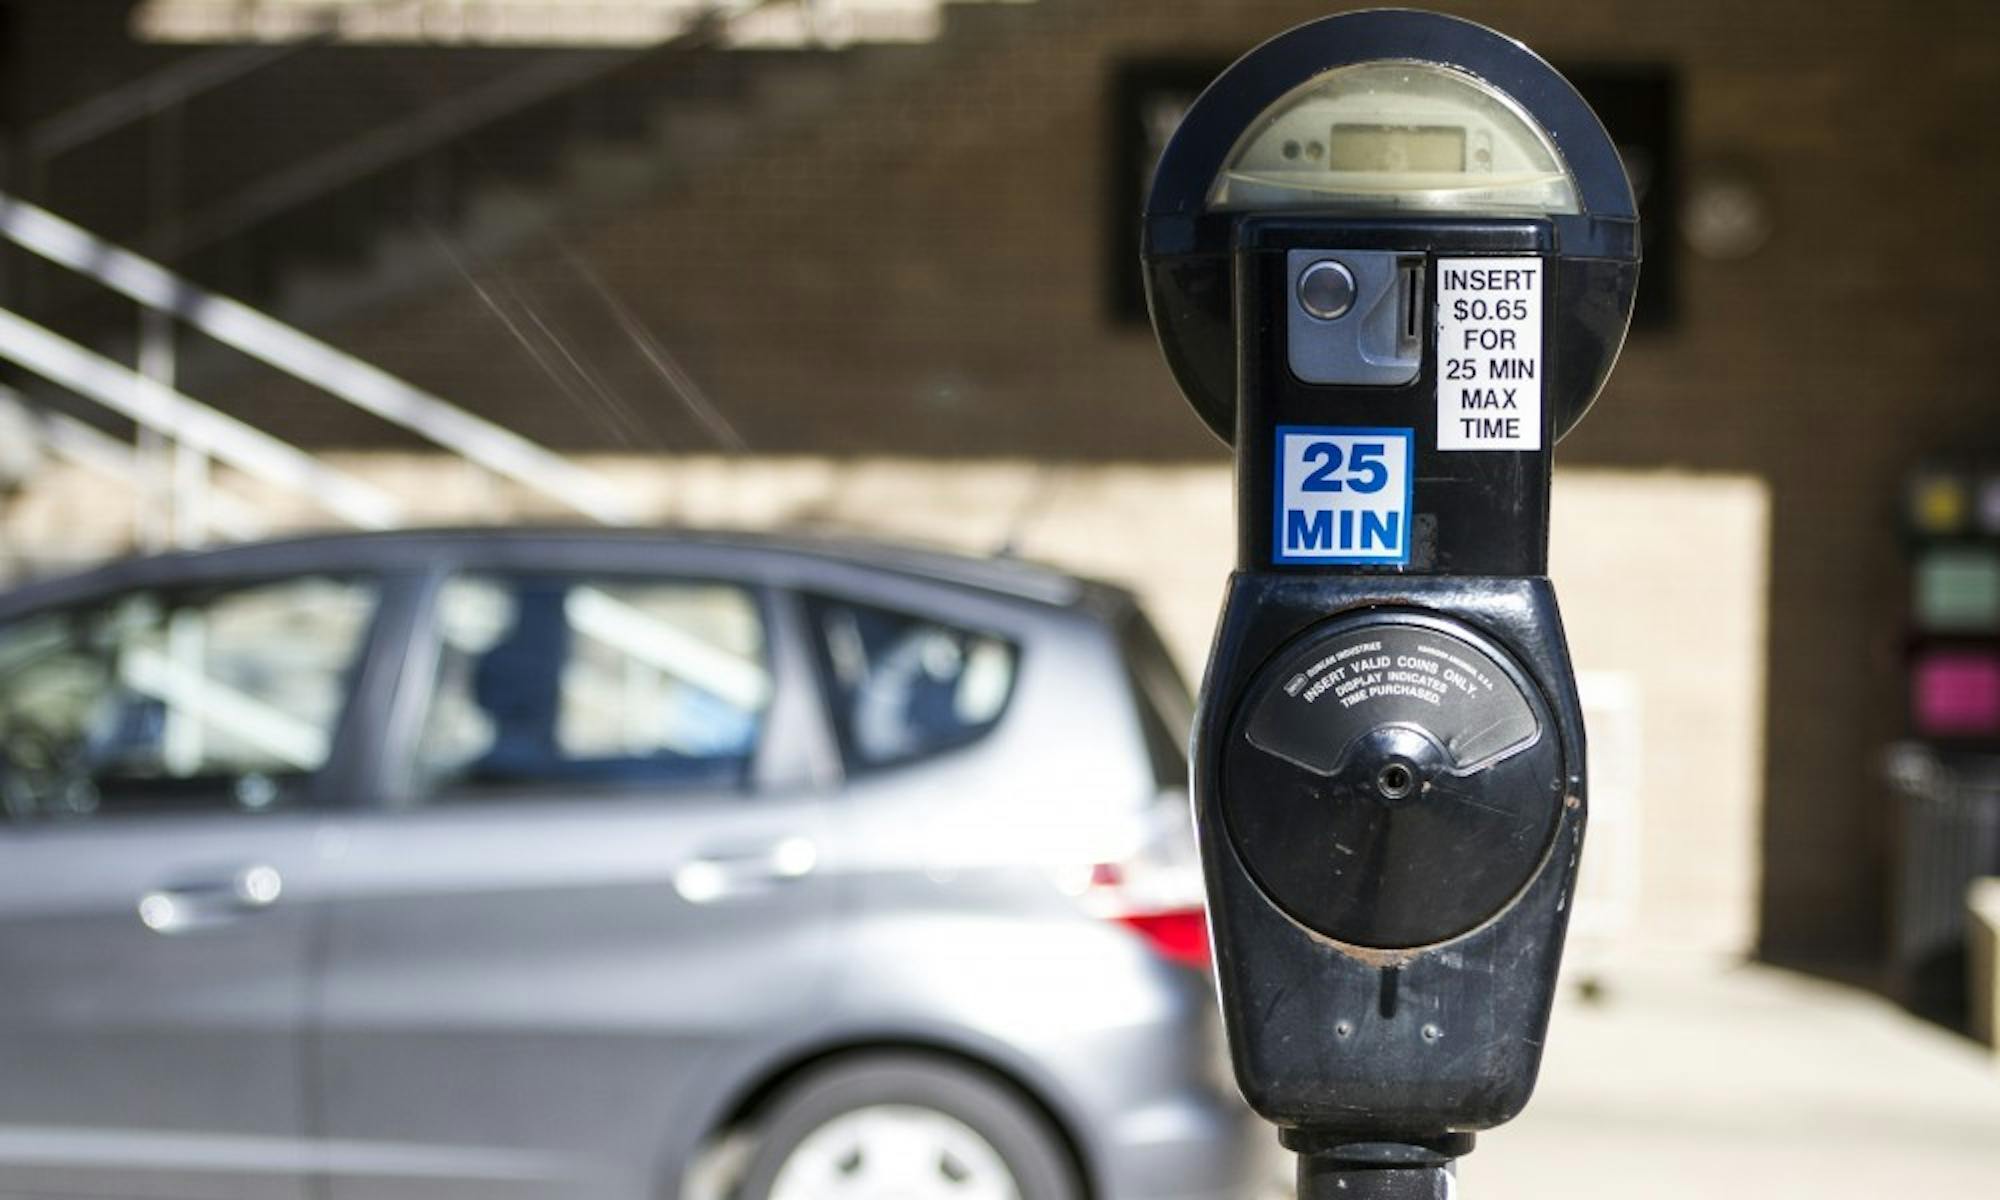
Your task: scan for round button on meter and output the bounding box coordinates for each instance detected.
[1297,259,1356,320]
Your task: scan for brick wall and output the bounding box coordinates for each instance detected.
[19,0,2000,962]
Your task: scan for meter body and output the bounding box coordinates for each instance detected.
[1141,10,1640,1191]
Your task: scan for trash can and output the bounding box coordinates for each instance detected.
[1887,743,2000,1023]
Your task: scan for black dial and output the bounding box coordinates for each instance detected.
[1220,612,1565,949]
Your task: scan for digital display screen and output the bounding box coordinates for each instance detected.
[1328,124,1466,173]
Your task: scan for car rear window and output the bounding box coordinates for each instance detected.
[1119,609,1194,791]
[806,595,1018,772]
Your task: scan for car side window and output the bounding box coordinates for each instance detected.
[0,576,380,820]
[412,574,772,798]
[806,595,1018,771]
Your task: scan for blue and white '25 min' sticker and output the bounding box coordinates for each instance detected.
[1273,426,1414,565]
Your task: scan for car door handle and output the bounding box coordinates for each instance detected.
[673,838,818,904]
[137,864,284,934]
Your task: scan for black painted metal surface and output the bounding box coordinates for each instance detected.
[1137,8,1641,1183]
[1196,575,1586,1137]
[1224,610,1564,949]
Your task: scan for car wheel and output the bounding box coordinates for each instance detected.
[735,1054,1082,1200]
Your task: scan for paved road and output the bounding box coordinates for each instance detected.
[1257,962,2000,1199]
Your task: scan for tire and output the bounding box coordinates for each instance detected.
[735,1053,1083,1200]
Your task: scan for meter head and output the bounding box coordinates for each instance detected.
[1143,8,1639,448]
[1145,13,1646,1186]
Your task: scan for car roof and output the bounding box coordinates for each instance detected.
[0,527,1140,619]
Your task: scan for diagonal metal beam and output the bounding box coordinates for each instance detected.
[28,44,307,161]
[31,1,440,158]
[148,0,776,259]
[0,193,639,525]
[0,307,405,530]
[159,48,641,258]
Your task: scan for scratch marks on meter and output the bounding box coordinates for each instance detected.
[1436,257,1542,451]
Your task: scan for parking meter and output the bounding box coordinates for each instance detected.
[1141,11,1639,1197]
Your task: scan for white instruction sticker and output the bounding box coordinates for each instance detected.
[1436,257,1543,451]
[1273,426,1413,566]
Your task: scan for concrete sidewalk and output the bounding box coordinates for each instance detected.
[1255,962,2000,1198]
[1460,963,2000,1198]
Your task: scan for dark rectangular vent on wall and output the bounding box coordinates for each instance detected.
[1561,63,1681,333]
[1105,58,1223,328]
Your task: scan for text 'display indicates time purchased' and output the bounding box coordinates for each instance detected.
[1436,257,1543,451]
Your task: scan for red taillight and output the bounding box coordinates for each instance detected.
[1083,860,1212,970]
[1115,908,1212,970]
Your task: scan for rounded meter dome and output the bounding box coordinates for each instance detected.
[1208,61,1580,216]
[1142,9,1639,445]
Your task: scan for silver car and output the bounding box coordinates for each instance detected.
[0,530,1256,1200]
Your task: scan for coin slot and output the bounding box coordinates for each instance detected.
[1399,261,1425,348]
